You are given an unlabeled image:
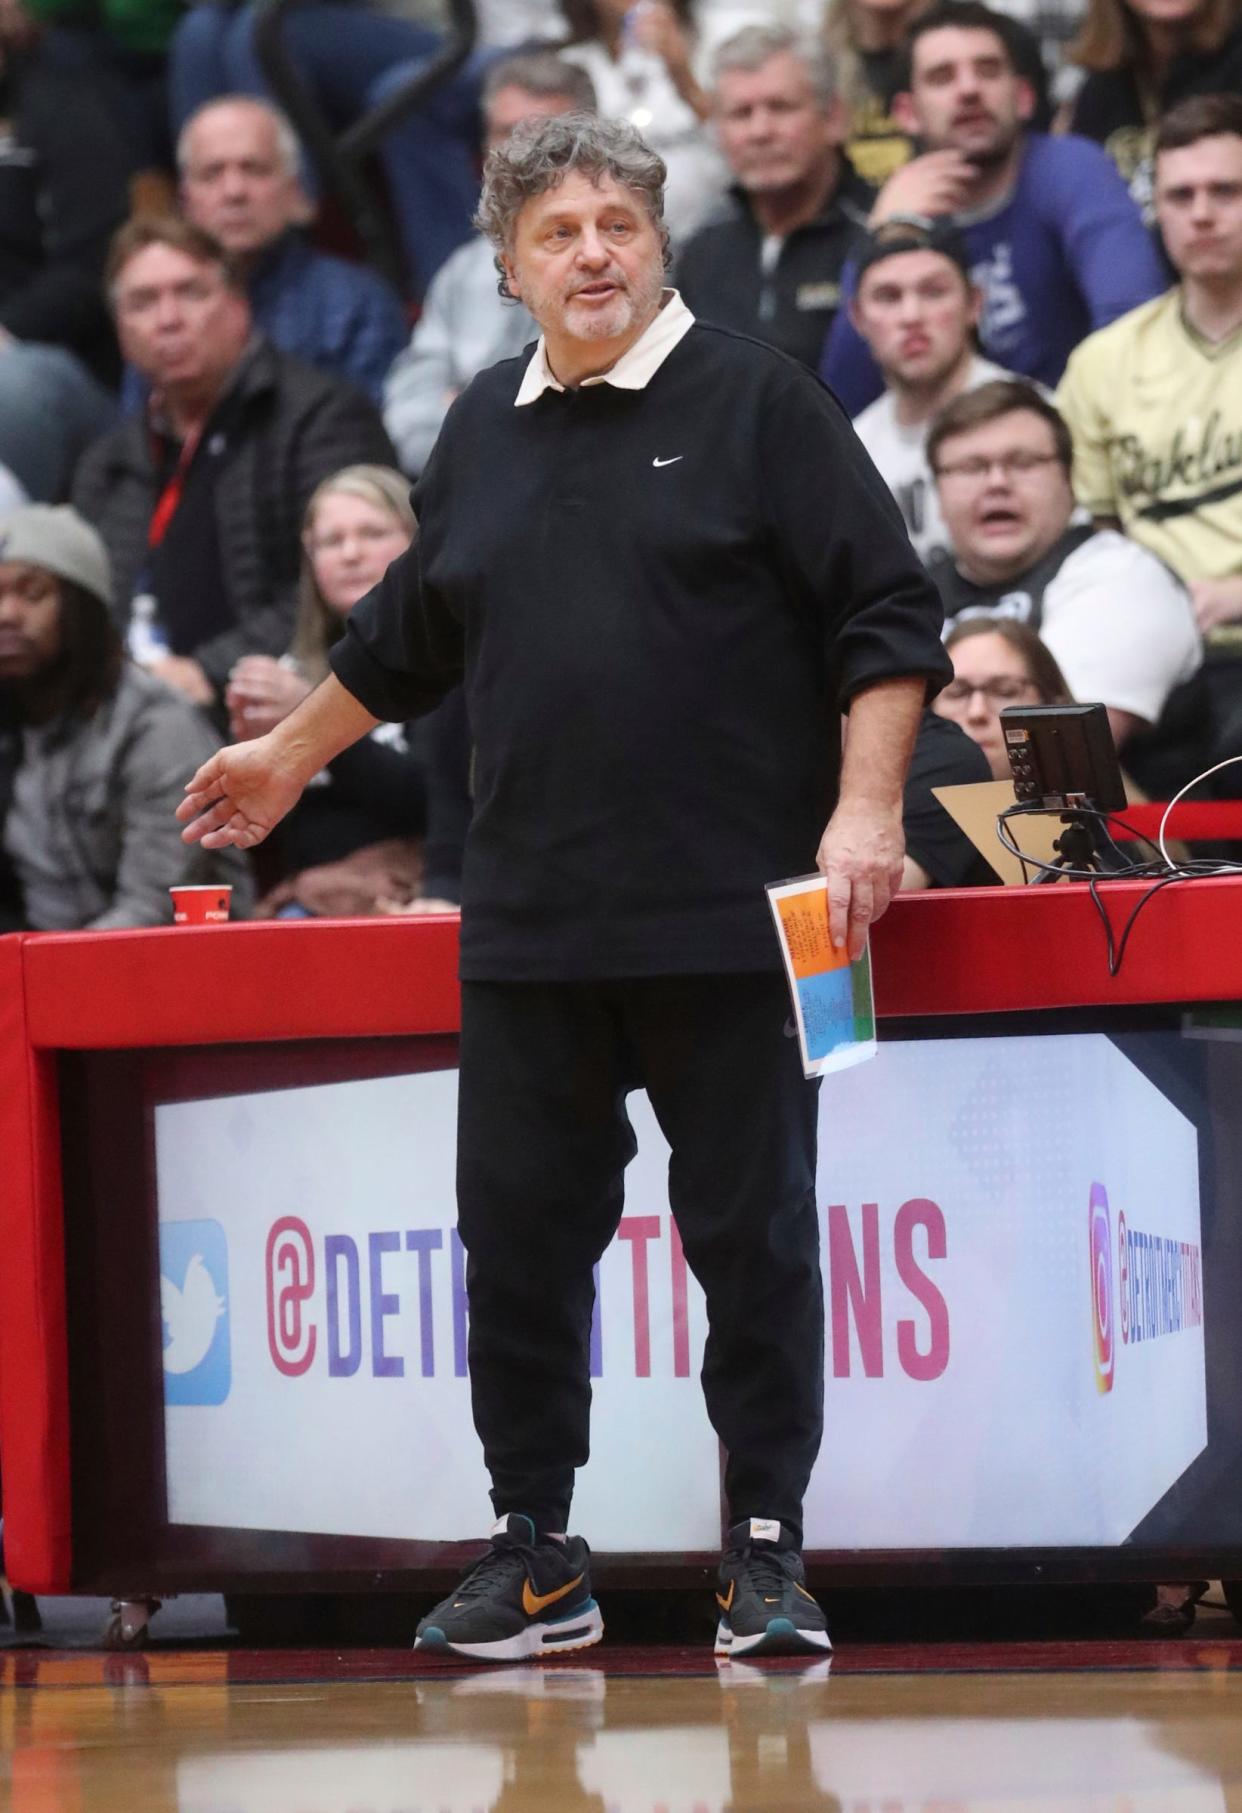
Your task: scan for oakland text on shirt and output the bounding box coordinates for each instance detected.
[1114,409,1242,521]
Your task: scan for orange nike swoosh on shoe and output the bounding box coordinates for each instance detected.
[716,1580,735,1613]
[522,1572,585,1617]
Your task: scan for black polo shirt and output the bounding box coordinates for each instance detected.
[332,316,951,980]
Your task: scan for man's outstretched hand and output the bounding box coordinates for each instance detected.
[177,736,308,850]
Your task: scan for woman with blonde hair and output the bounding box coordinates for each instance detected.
[1068,0,1242,212]
[225,463,429,917]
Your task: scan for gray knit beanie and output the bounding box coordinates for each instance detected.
[0,505,113,611]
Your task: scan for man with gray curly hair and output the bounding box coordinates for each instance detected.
[475,113,672,364]
[180,111,951,1665]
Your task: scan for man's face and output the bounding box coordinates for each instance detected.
[1155,133,1242,283]
[714,51,842,196]
[485,83,578,154]
[0,563,62,683]
[181,102,305,254]
[935,408,1073,581]
[851,249,980,389]
[113,243,252,393]
[501,170,665,354]
[898,27,1032,165]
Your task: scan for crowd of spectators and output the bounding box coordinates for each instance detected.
[0,0,1239,935]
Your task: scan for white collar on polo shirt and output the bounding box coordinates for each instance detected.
[514,288,696,405]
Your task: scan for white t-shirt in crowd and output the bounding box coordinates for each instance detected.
[957,531,1203,727]
[472,1,554,47]
[560,37,732,246]
[853,355,1012,566]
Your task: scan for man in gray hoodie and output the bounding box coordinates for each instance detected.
[0,505,250,928]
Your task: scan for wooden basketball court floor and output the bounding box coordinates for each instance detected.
[6,1593,1242,1812]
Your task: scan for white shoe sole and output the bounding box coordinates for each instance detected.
[415,1599,604,1662]
[715,1615,833,1658]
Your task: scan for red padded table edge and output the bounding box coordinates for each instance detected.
[21,913,463,1049]
[15,877,1242,1050]
[874,875,1242,1014]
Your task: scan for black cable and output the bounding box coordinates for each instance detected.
[995,804,1155,884]
[1088,870,1203,978]
[996,801,1240,979]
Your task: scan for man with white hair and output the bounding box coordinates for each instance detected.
[179,96,406,406]
[180,113,950,1663]
[676,24,872,367]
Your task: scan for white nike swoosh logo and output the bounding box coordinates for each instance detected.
[652,456,683,468]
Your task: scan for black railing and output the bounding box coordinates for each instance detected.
[252,0,479,294]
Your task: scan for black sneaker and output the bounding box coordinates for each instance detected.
[415,1514,604,1662]
[715,1518,832,1659]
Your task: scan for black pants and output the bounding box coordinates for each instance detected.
[456,973,824,1545]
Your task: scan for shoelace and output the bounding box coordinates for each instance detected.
[732,1543,796,1597]
[451,1537,540,1604]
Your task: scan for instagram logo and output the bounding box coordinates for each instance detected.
[1090,1182,1115,1394]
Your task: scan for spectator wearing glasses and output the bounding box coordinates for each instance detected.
[934,613,1070,778]
[927,379,1201,752]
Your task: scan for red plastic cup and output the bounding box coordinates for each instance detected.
[170,884,232,925]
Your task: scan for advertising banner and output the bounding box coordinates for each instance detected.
[157,1032,1206,1551]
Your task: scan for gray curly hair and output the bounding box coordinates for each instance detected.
[474,112,671,301]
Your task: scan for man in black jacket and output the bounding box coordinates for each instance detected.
[179,115,950,1663]
[73,217,394,712]
[0,29,131,499]
[676,24,872,369]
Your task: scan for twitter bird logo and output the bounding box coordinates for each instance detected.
[160,1220,231,1405]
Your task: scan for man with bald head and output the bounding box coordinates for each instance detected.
[178,96,406,404]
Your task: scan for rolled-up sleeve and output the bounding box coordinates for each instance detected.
[756,366,953,707]
[329,467,465,723]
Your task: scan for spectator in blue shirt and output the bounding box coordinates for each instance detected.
[820,0,1168,413]
[178,96,406,406]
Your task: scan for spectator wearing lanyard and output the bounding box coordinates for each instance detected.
[72,216,394,715]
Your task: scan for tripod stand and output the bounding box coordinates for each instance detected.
[1034,808,1123,882]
